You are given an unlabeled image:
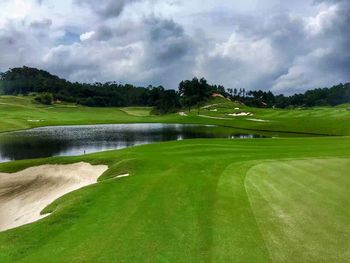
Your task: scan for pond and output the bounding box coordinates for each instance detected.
[0,123,267,163]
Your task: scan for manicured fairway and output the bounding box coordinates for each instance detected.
[0,137,349,262]
[246,158,350,263]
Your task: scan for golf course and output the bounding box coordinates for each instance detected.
[0,95,349,262]
[2,0,350,260]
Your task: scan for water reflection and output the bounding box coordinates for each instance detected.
[0,124,266,163]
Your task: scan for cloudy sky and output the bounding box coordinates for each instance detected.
[0,0,349,94]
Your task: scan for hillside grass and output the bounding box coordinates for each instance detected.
[1,95,350,136]
[0,137,350,262]
[119,107,153,116]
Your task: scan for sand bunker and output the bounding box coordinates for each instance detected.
[109,173,130,180]
[228,112,253,116]
[115,173,129,178]
[0,162,108,232]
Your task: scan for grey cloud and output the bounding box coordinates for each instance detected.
[272,0,350,93]
[75,0,140,18]
[0,22,48,72]
[313,0,345,3]
[42,44,100,82]
[145,18,191,63]
[30,18,52,29]
[94,25,114,41]
[148,18,184,41]
[85,24,129,42]
[272,48,350,94]
[196,0,350,94]
[197,14,307,91]
[139,17,197,87]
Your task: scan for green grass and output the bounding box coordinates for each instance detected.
[1,137,350,262]
[246,158,350,262]
[1,95,350,136]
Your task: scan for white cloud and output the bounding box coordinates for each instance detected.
[305,4,338,35]
[0,0,34,27]
[80,31,95,41]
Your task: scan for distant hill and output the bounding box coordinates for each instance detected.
[0,66,168,108]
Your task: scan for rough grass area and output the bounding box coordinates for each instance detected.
[1,95,350,136]
[0,137,350,262]
[245,158,350,262]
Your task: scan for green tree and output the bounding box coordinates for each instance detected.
[155,90,180,114]
[179,77,212,113]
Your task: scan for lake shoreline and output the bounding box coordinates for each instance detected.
[0,123,269,163]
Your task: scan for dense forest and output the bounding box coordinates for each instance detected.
[0,66,349,113]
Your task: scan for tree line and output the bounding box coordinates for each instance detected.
[231,84,350,108]
[0,66,349,113]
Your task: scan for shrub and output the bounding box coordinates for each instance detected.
[34,93,53,105]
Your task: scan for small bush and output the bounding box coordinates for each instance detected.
[34,93,53,105]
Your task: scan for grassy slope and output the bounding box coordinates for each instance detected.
[245,158,350,263]
[0,137,350,262]
[119,107,152,116]
[1,95,350,135]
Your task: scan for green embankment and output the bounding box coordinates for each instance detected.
[0,137,350,262]
[1,95,350,135]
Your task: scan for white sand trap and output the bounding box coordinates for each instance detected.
[178,112,188,116]
[0,162,108,232]
[247,118,270,122]
[228,112,253,117]
[116,173,129,178]
[209,109,218,112]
